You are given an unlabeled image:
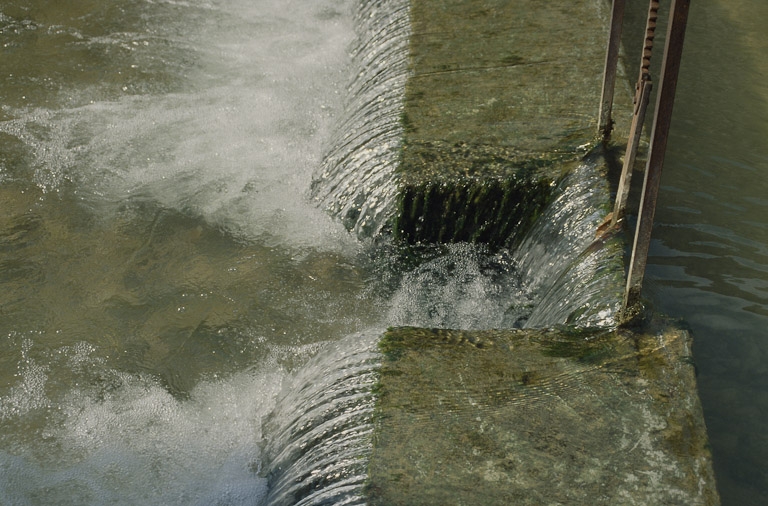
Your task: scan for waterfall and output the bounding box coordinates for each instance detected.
[513,150,624,328]
[0,0,628,502]
[311,0,411,238]
[261,332,381,506]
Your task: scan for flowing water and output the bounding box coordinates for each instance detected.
[1,0,763,504]
[0,0,619,503]
[1,1,373,503]
[311,0,409,239]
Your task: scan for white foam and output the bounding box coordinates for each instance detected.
[1,0,357,252]
[0,365,284,505]
[386,244,529,330]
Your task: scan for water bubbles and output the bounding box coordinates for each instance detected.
[367,242,529,330]
[0,340,50,421]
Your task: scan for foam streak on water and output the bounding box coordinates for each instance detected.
[1,0,357,252]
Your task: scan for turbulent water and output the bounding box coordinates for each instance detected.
[1,1,370,503]
[1,0,623,504]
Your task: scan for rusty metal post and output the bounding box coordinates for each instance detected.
[598,0,626,140]
[612,0,660,226]
[612,80,652,226]
[624,0,691,309]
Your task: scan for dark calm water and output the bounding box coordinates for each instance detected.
[628,0,768,503]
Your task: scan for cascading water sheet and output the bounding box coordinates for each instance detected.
[261,331,382,506]
[312,0,411,238]
[514,152,624,328]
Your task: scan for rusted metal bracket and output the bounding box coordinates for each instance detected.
[598,0,691,310]
[624,0,691,309]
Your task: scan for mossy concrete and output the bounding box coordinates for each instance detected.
[368,324,719,505]
[393,0,632,245]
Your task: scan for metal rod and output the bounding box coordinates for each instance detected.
[637,0,661,84]
[624,0,691,309]
[611,0,660,226]
[597,0,626,140]
[612,80,652,226]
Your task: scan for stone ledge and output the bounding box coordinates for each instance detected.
[367,324,719,505]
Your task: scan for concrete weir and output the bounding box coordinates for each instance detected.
[392,0,632,246]
[369,324,718,505]
[306,0,719,503]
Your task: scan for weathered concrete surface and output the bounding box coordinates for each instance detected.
[393,0,632,245]
[368,325,719,505]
